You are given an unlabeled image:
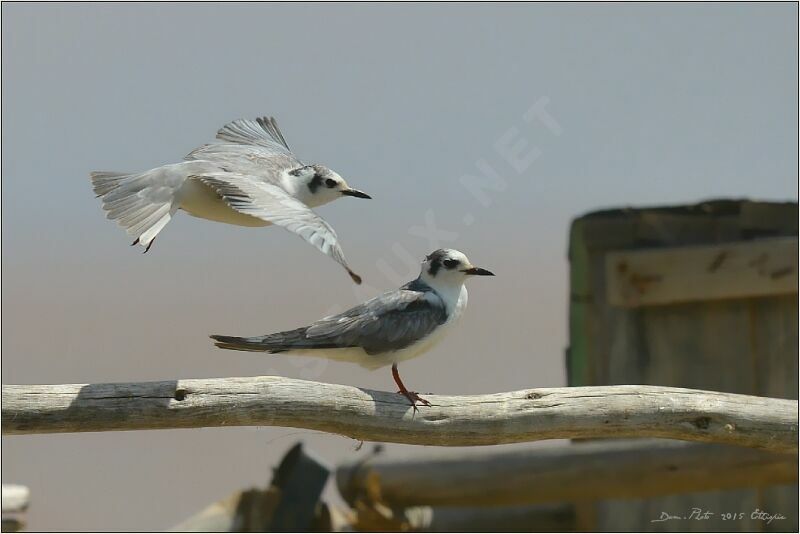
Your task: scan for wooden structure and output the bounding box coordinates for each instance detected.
[3,198,797,531]
[2,380,796,452]
[5,378,795,531]
[336,440,797,508]
[336,439,797,532]
[568,199,798,531]
[171,443,332,532]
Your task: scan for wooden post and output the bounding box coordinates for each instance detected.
[568,200,799,531]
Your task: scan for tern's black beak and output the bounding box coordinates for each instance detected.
[341,188,372,199]
[462,266,495,276]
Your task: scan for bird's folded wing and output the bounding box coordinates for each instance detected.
[215,116,293,154]
[305,290,448,353]
[192,171,362,284]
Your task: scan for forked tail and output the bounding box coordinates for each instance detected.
[210,328,342,353]
[90,169,177,250]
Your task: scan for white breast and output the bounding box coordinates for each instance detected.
[179,179,270,227]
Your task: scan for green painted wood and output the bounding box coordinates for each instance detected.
[567,200,799,532]
[567,218,592,387]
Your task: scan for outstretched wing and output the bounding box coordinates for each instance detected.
[185,117,302,176]
[215,116,293,154]
[192,171,362,284]
[305,289,448,354]
[184,143,302,182]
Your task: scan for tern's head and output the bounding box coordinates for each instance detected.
[303,165,371,207]
[419,249,495,286]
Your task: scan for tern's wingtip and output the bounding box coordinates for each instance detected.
[348,270,363,285]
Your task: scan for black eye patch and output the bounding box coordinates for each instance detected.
[326,178,337,188]
[307,173,323,194]
[443,259,459,269]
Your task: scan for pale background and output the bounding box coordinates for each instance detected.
[2,3,797,531]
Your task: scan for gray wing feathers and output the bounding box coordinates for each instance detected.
[91,171,129,196]
[215,116,292,153]
[183,144,301,178]
[211,328,335,353]
[210,332,304,353]
[211,289,447,355]
[305,290,447,354]
[194,171,362,284]
[184,116,301,170]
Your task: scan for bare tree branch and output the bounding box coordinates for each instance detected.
[2,377,796,452]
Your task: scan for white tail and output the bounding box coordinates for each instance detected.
[90,168,179,249]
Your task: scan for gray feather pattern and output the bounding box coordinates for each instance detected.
[211,280,448,355]
[184,116,302,178]
[89,164,203,245]
[193,171,361,283]
[215,116,292,153]
[184,144,301,179]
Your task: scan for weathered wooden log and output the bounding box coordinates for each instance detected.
[337,439,798,507]
[410,503,576,532]
[2,378,796,452]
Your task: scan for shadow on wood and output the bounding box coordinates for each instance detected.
[2,378,796,453]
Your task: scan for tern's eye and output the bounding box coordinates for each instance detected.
[443,259,459,269]
[326,178,337,188]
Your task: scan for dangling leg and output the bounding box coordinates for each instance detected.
[143,237,156,253]
[391,363,431,411]
[131,236,156,253]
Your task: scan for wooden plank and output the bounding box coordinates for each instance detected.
[740,202,799,235]
[606,237,798,307]
[569,201,799,532]
[750,295,800,531]
[336,440,797,508]
[567,218,594,387]
[419,503,575,532]
[2,379,798,452]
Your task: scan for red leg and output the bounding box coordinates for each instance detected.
[391,363,431,411]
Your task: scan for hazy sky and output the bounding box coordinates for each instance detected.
[2,3,797,531]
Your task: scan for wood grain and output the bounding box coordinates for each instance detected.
[337,439,798,507]
[606,237,798,307]
[2,378,796,452]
